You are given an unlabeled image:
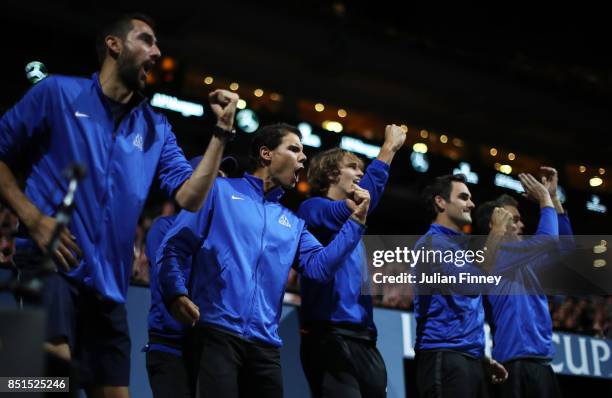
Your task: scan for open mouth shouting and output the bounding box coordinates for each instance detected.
[294,166,304,185]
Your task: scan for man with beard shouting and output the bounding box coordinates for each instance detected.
[0,13,238,398]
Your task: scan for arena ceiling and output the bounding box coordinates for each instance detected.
[3,0,611,165]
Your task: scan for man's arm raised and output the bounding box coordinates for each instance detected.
[174,89,239,211]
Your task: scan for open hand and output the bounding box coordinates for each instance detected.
[539,166,559,199]
[519,173,553,208]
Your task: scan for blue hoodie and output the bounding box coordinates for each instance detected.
[0,74,192,303]
[158,174,366,347]
[488,208,572,362]
[297,159,389,335]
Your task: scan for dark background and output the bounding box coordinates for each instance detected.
[1,0,611,234]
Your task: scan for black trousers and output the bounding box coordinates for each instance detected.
[415,350,488,398]
[146,350,193,398]
[300,332,387,398]
[494,359,561,398]
[187,326,283,398]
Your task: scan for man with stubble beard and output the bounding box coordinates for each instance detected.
[158,123,372,398]
[0,13,238,398]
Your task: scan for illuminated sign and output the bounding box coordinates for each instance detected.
[453,162,479,184]
[151,93,204,117]
[236,109,259,133]
[340,137,380,159]
[297,123,322,148]
[410,152,429,173]
[586,195,607,214]
[494,173,524,193]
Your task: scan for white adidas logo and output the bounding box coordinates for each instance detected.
[278,215,291,228]
[231,195,245,200]
[74,111,89,118]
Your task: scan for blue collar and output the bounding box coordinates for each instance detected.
[243,173,285,202]
[429,223,464,236]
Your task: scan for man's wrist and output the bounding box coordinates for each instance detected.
[21,207,42,231]
[350,214,366,226]
[212,124,236,142]
[540,199,554,209]
[382,142,399,153]
[489,227,506,235]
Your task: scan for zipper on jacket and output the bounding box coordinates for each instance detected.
[93,109,132,246]
[243,196,267,339]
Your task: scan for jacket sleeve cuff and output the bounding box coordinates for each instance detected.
[370,159,391,173]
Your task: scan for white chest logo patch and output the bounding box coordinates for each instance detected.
[133,133,144,151]
[278,215,291,228]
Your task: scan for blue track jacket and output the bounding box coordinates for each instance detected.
[0,74,192,302]
[146,215,188,355]
[158,174,366,347]
[413,224,487,358]
[488,208,573,362]
[297,159,389,334]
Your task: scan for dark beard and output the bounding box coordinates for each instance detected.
[117,51,144,91]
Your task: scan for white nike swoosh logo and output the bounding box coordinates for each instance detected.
[231,195,245,200]
[75,111,89,118]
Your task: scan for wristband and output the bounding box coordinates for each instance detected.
[212,125,236,142]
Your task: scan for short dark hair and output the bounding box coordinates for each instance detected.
[495,194,518,208]
[474,194,519,234]
[249,123,302,171]
[474,200,498,234]
[96,13,156,65]
[421,174,467,220]
[307,148,364,196]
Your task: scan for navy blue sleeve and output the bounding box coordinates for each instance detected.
[557,213,573,236]
[358,159,390,212]
[556,213,575,256]
[535,207,558,236]
[156,115,194,198]
[296,160,390,233]
[295,218,366,282]
[0,77,55,164]
[145,215,176,270]
[158,182,217,300]
[492,207,559,275]
[297,198,352,233]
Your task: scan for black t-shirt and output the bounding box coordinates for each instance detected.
[106,92,142,129]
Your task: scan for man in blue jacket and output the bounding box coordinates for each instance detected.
[475,168,570,398]
[145,156,237,398]
[414,174,508,398]
[296,124,406,398]
[0,13,238,398]
[158,123,371,398]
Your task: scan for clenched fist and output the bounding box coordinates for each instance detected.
[209,89,239,131]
